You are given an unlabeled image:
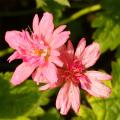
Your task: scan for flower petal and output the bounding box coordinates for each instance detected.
[39,84,50,90]
[56,81,71,115]
[8,51,20,62]
[75,38,86,58]
[51,31,70,49]
[80,76,111,98]
[85,70,112,81]
[5,31,23,50]
[32,67,46,85]
[49,56,63,67]
[53,25,66,37]
[42,63,58,83]
[63,40,75,64]
[51,25,67,43]
[39,12,54,43]
[56,82,80,115]
[5,30,32,51]
[11,62,36,85]
[32,14,39,34]
[67,40,74,58]
[50,50,60,56]
[81,42,100,68]
[70,83,80,113]
[60,48,71,69]
[39,78,63,90]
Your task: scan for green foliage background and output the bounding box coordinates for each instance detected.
[0,0,120,119]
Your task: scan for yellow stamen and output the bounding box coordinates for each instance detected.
[32,48,50,62]
[33,49,42,56]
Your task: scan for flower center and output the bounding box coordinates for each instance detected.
[62,60,85,84]
[32,47,50,61]
[33,49,42,56]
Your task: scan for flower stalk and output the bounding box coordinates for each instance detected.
[59,4,102,25]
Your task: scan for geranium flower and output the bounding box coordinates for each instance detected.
[5,12,70,85]
[40,38,112,115]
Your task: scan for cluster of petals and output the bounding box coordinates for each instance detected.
[5,12,112,116]
[5,12,70,85]
[41,38,112,115]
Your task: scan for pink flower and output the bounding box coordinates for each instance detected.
[41,38,112,115]
[5,12,70,85]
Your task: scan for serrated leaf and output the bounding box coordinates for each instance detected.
[92,0,120,53]
[86,58,120,120]
[0,72,55,119]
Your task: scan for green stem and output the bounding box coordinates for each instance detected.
[59,4,102,25]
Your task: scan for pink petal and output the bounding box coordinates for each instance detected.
[51,31,70,49]
[67,40,74,57]
[39,79,63,90]
[5,31,23,50]
[59,44,67,51]
[81,42,100,68]
[11,62,36,85]
[50,50,60,56]
[70,83,80,113]
[75,38,86,58]
[56,81,71,115]
[80,76,111,98]
[85,70,112,81]
[32,67,46,85]
[49,56,63,67]
[42,63,58,83]
[58,41,74,68]
[56,81,80,115]
[32,14,39,34]
[39,84,50,90]
[8,51,20,62]
[59,49,70,69]
[52,25,66,38]
[39,12,54,43]
[5,30,31,51]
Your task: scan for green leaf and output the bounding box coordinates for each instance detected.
[92,0,120,53]
[77,105,96,120]
[39,108,64,120]
[54,0,70,7]
[16,116,30,120]
[86,57,120,120]
[35,0,70,8]
[35,0,47,8]
[111,58,120,95]
[115,46,120,59]
[0,72,55,119]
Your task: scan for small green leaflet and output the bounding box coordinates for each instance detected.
[92,0,120,53]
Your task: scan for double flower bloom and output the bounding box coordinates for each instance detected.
[5,12,112,115]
